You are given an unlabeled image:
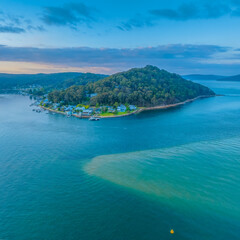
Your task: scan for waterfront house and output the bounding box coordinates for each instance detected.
[43,98,52,106]
[75,107,85,111]
[65,105,74,111]
[129,105,137,111]
[75,107,81,111]
[82,109,93,116]
[95,108,101,114]
[88,109,93,114]
[52,103,60,110]
[108,107,115,113]
[117,104,127,112]
[66,111,72,116]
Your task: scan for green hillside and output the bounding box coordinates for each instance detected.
[48,65,215,107]
[0,72,107,90]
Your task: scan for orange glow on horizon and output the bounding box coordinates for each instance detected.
[0,61,113,74]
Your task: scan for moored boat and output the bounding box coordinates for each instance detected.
[89,116,100,121]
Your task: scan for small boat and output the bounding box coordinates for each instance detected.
[89,116,100,121]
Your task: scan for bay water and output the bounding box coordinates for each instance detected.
[0,80,240,240]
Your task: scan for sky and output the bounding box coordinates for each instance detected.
[1,0,240,75]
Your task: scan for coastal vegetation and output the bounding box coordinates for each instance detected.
[0,72,107,93]
[48,65,215,107]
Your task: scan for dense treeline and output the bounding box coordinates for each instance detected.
[49,85,87,104]
[0,72,107,90]
[48,65,215,106]
[59,73,108,88]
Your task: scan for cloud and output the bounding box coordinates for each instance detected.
[0,61,110,74]
[119,1,240,31]
[27,25,45,32]
[0,44,227,63]
[0,44,238,75]
[0,11,45,34]
[0,25,25,33]
[41,2,96,29]
[150,2,230,21]
[117,14,154,31]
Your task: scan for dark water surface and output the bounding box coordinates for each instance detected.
[0,81,240,240]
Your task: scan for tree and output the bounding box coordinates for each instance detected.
[114,102,119,109]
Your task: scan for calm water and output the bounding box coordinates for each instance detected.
[0,81,240,240]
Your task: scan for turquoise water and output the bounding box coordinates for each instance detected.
[0,81,240,240]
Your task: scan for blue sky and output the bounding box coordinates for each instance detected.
[1,0,240,74]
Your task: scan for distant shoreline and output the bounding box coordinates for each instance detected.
[40,95,216,119]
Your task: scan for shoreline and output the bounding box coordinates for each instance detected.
[40,106,91,118]
[136,95,215,114]
[100,95,215,118]
[41,95,215,119]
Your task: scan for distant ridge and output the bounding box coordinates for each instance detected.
[219,75,240,82]
[183,74,226,81]
[0,72,108,89]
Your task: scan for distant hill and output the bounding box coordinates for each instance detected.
[183,74,226,81]
[219,75,240,82]
[0,72,108,90]
[49,65,215,106]
[184,74,240,82]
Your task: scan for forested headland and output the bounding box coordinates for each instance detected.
[48,65,215,107]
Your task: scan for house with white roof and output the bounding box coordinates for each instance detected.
[117,104,127,112]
